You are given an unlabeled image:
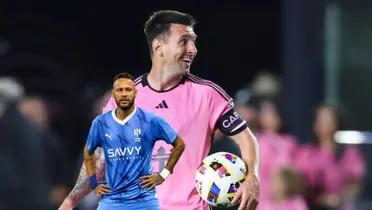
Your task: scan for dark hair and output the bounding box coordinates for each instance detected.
[313,103,342,130]
[313,103,347,160]
[144,10,196,55]
[257,99,288,133]
[113,72,135,83]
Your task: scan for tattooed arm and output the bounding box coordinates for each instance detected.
[58,147,105,210]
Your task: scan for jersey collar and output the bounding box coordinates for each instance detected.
[111,107,137,125]
[141,73,188,93]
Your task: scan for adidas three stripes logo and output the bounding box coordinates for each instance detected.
[155,100,169,109]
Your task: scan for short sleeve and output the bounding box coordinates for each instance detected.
[86,118,102,153]
[208,86,247,135]
[340,146,366,181]
[215,108,248,135]
[150,114,177,144]
[207,84,232,129]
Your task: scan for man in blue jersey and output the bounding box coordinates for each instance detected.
[83,72,185,210]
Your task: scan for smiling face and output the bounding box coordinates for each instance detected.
[112,78,136,111]
[156,24,198,74]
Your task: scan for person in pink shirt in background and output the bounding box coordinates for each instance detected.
[255,100,299,205]
[258,166,308,210]
[294,104,366,210]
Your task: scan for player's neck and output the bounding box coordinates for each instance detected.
[116,106,135,121]
[318,136,335,150]
[148,67,185,91]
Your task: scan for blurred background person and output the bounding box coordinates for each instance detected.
[258,166,308,210]
[295,104,366,210]
[18,95,70,208]
[250,71,281,102]
[0,77,51,210]
[255,99,300,204]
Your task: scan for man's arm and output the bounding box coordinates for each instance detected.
[83,145,110,197]
[140,135,185,189]
[163,136,185,173]
[230,127,259,210]
[84,144,96,176]
[58,147,105,210]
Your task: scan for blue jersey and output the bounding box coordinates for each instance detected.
[86,107,177,202]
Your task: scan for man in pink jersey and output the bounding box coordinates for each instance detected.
[59,10,259,210]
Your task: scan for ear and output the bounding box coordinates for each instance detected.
[152,38,163,57]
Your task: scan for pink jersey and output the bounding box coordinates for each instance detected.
[294,144,366,194]
[257,196,308,210]
[103,73,247,210]
[257,132,298,201]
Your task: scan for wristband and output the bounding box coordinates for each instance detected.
[88,175,99,190]
[159,168,171,180]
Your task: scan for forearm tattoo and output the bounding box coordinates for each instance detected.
[65,147,106,207]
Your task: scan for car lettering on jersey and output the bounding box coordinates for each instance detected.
[222,111,240,128]
[107,146,142,158]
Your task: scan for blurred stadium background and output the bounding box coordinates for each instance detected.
[1,0,371,209]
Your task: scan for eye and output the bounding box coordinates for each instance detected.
[179,39,187,46]
[125,87,133,92]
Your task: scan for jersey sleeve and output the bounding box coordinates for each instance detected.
[209,86,247,136]
[86,118,102,153]
[150,114,177,144]
[102,97,117,113]
[341,146,366,180]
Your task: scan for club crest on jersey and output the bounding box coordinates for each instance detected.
[134,128,141,142]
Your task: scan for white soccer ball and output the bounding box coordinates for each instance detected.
[195,152,247,208]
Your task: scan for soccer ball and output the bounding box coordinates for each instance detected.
[195,152,247,208]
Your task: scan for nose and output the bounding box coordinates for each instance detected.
[121,91,129,98]
[187,41,197,57]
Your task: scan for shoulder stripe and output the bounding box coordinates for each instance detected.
[134,75,144,85]
[188,74,230,98]
[187,74,231,101]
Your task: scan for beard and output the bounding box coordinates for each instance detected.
[115,98,134,111]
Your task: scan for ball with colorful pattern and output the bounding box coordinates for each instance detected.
[195,152,247,208]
